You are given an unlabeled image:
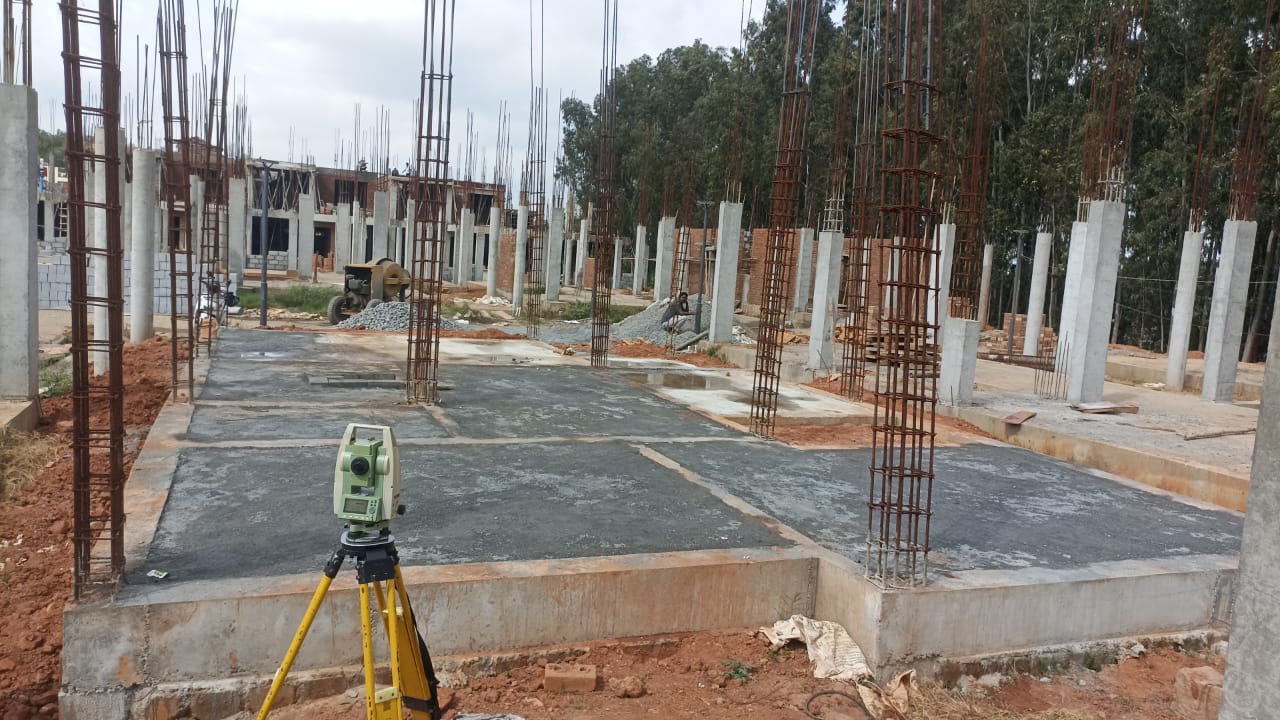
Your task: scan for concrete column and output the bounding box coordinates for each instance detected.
[1023,231,1052,356]
[929,223,957,330]
[352,201,366,262]
[92,130,110,375]
[372,190,390,262]
[486,205,501,297]
[710,203,742,344]
[1220,286,1280,719]
[403,199,416,266]
[655,216,676,299]
[189,175,204,268]
[976,242,994,328]
[513,205,528,309]
[1202,219,1258,402]
[335,203,352,269]
[633,224,648,296]
[297,194,315,281]
[286,213,299,274]
[129,149,157,342]
[0,84,38,400]
[1064,200,1124,404]
[42,192,55,243]
[1166,229,1203,391]
[807,229,843,369]
[1058,220,1088,350]
[793,228,816,314]
[455,208,475,287]
[227,177,247,277]
[939,318,981,406]
[575,217,590,287]
[612,237,624,290]
[546,208,565,301]
[387,185,400,260]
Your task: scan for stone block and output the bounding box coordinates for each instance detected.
[544,663,597,693]
[1175,666,1223,720]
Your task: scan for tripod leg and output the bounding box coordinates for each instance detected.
[390,567,442,720]
[359,583,379,720]
[256,549,345,720]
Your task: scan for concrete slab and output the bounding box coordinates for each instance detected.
[647,441,1242,574]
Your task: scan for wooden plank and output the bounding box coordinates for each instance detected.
[1002,410,1037,426]
[1070,402,1139,414]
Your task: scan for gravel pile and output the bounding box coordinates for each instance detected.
[336,301,462,331]
[612,294,710,345]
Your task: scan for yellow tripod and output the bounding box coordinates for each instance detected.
[256,535,442,720]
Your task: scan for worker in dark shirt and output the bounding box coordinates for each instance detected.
[661,291,693,332]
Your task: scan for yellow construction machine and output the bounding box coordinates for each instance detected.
[327,258,412,324]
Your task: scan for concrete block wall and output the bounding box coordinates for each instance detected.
[246,251,290,271]
[38,249,189,315]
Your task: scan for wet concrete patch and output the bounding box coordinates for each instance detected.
[134,441,790,583]
[647,441,1243,573]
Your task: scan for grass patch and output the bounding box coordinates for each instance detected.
[0,427,62,499]
[721,659,754,683]
[39,369,72,398]
[237,284,343,315]
[553,302,644,324]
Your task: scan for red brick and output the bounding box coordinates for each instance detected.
[543,663,597,693]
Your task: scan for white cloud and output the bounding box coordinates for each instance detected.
[26,0,751,190]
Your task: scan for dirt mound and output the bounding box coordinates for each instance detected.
[1,336,175,718]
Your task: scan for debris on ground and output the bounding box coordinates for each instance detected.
[1071,402,1139,414]
[335,301,463,331]
[760,615,871,681]
[611,294,712,344]
[1004,410,1037,425]
[476,295,513,306]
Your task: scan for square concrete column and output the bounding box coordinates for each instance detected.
[928,223,956,331]
[0,84,39,400]
[387,184,400,260]
[286,213,299,274]
[633,224,649,295]
[612,237,624,290]
[335,203,352,269]
[546,207,565,301]
[575,216,590,287]
[455,208,475,287]
[1202,219,1258,402]
[297,194,315,280]
[227,177,247,277]
[1166,230,1204,391]
[976,242,994,327]
[655,216,676,299]
[939,317,980,406]
[352,202,366,262]
[710,202,742,344]
[403,199,416,266]
[1058,219,1088,351]
[486,205,501,297]
[372,190,391,262]
[1064,200,1124,404]
[807,229,843,370]
[189,174,204,268]
[129,149,158,342]
[1221,286,1280,720]
[792,227,816,313]
[1022,231,1052,356]
[513,205,528,309]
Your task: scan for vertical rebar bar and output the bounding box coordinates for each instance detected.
[60,0,127,598]
[865,0,944,588]
[406,0,456,405]
[589,0,620,368]
[748,0,821,437]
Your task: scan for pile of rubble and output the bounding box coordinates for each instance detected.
[336,302,463,331]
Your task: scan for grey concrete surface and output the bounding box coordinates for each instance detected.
[648,440,1243,574]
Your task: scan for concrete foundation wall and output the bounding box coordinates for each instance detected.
[61,549,817,716]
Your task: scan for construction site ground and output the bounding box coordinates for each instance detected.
[2,306,1254,718]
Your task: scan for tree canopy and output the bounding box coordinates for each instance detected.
[556,0,1280,357]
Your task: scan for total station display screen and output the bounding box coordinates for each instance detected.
[343,497,370,515]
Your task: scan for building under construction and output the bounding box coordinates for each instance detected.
[3,1,1280,718]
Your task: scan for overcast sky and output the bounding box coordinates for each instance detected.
[26,1,753,184]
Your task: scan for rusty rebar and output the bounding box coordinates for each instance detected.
[748,0,821,437]
[405,0,455,405]
[60,0,127,599]
[865,0,944,588]
[950,0,993,321]
[589,0,620,368]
